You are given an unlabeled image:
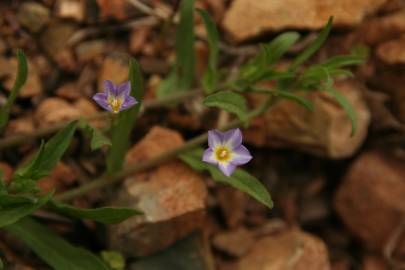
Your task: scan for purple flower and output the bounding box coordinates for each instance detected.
[92,80,138,113]
[202,128,252,176]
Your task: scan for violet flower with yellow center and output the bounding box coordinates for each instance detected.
[203,128,252,176]
[92,80,138,113]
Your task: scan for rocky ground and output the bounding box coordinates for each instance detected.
[0,0,405,269]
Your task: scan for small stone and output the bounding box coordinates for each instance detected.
[244,80,370,158]
[3,57,42,98]
[223,0,387,42]
[56,83,82,100]
[376,35,405,64]
[73,97,105,128]
[236,228,331,270]
[212,228,255,257]
[17,2,50,33]
[129,27,151,55]
[37,162,76,193]
[75,40,107,63]
[55,0,85,22]
[362,255,389,270]
[34,98,81,128]
[0,162,13,184]
[216,185,248,228]
[40,22,77,70]
[98,54,129,91]
[109,127,208,257]
[96,0,135,21]
[5,116,35,136]
[334,151,405,254]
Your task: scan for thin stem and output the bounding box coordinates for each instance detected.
[54,100,270,202]
[0,89,202,150]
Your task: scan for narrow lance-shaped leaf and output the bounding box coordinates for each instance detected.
[180,148,273,209]
[79,119,111,151]
[327,87,357,136]
[13,121,77,181]
[107,58,143,174]
[48,201,143,224]
[5,217,110,270]
[203,91,248,122]
[197,9,219,93]
[0,49,28,129]
[264,32,300,65]
[0,192,53,228]
[290,17,333,70]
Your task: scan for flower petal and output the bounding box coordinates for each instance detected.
[231,145,252,165]
[120,96,138,110]
[117,81,131,97]
[92,93,112,112]
[104,80,116,96]
[208,130,223,148]
[223,128,242,149]
[202,148,217,165]
[218,162,236,177]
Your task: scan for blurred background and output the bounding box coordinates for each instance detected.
[0,0,405,269]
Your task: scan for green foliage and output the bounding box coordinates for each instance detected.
[12,121,77,184]
[327,87,357,136]
[107,58,143,174]
[79,119,111,150]
[0,49,28,129]
[48,201,143,224]
[180,148,273,208]
[5,217,110,270]
[158,0,196,97]
[197,9,219,93]
[290,17,333,70]
[0,193,38,207]
[203,91,248,121]
[0,192,52,228]
[237,32,299,85]
[101,251,125,270]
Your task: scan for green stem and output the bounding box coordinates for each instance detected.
[54,99,270,202]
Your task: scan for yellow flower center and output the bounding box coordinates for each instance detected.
[108,97,123,114]
[215,146,232,162]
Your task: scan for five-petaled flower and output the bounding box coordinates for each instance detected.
[203,128,252,176]
[92,80,138,113]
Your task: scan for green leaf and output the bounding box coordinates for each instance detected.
[107,58,143,174]
[175,0,196,91]
[322,55,365,68]
[327,87,357,136]
[179,149,273,208]
[290,17,333,70]
[13,121,77,182]
[48,201,143,224]
[0,192,52,228]
[203,91,248,121]
[264,32,300,65]
[0,193,38,207]
[0,49,28,129]
[197,9,219,93]
[157,72,177,98]
[5,217,110,270]
[79,119,111,150]
[101,251,125,270]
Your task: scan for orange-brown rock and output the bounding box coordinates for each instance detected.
[5,116,35,136]
[334,151,405,254]
[37,162,76,193]
[362,255,389,270]
[109,127,207,257]
[98,54,129,91]
[213,228,255,257]
[245,80,370,158]
[0,162,13,183]
[236,228,331,270]
[223,0,387,42]
[35,98,81,128]
[376,34,405,64]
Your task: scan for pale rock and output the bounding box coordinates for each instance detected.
[75,40,107,63]
[17,2,50,33]
[334,151,405,254]
[236,228,331,270]
[376,34,405,64]
[55,0,85,22]
[98,54,129,91]
[244,80,370,158]
[3,58,42,98]
[5,116,35,136]
[212,228,255,257]
[223,0,387,42]
[35,98,81,128]
[109,127,208,257]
